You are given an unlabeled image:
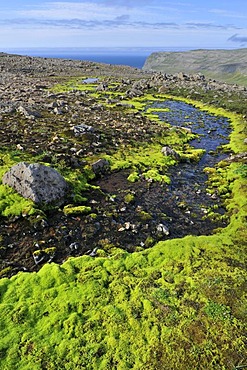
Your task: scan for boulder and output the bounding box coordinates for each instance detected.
[2,162,68,204]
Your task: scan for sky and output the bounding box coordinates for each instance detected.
[0,0,247,49]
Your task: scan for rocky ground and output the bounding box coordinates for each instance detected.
[0,52,246,277]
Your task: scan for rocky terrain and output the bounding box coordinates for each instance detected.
[0,52,246,278]
[143,48,247,86]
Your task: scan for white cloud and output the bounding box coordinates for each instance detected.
[16,2,129,20]
[210,8,247,19]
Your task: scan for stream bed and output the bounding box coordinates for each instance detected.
[90,99,231,250]
[0,100,232,275]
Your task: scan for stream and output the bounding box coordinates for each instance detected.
[94,99,231,248]
[141,99,231,238]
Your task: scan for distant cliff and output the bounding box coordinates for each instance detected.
[143,48,247,86]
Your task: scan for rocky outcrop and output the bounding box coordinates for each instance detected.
[2,162,68,204]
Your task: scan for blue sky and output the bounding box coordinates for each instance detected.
[1,0,247,49]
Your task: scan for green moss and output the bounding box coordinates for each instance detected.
[144,235,155,247]
[0,184,34,217]
[89,213,98,219]
[124,193,135,204]
[0,267,12,278]
[142,169,171,183]
[32,250,42,256]
[137,210,153,221]
[204,301,231,321]
[105,142,176,181]
[52,77,99,93]
[44,247,56,255]
[64,168,94,203]
[127,172,139,183]
[179,147,205,162]
[63,205,92,216]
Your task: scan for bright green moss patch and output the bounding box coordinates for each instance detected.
[142,169,171,183]
[124,193,135,204]
[51,77,100,93]
[144,109,170,121]
[0,207,246,369]
[63,169,92,203]
[127,171,139,183]
[0,184,34,217]
[63,205,92,215]
[178,147,205,162]
[104,142,177,182]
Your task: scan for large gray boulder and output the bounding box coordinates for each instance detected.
[2,162,68,204]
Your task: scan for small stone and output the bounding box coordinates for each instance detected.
[156,223,170,235]
[89,247,98,257]
[161,146,180,160]
[69,242,79,251]
[16,143,24,150]
[124,222,131,230]
[72,124,94,136]
[118,226,125,232]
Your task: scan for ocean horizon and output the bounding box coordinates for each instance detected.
[2,46,237,69]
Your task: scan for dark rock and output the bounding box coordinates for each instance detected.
[72,124,94,136]
[17,105,42,119]
[2,162,69,204]
[91,159,110,175]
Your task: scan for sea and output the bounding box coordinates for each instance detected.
[2,47,206,69]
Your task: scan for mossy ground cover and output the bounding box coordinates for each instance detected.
[0,195,245,369]
[0,76,246,369]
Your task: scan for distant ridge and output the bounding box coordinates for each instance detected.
[143,48,247,86]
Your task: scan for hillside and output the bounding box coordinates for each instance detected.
[143,48,247,86]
